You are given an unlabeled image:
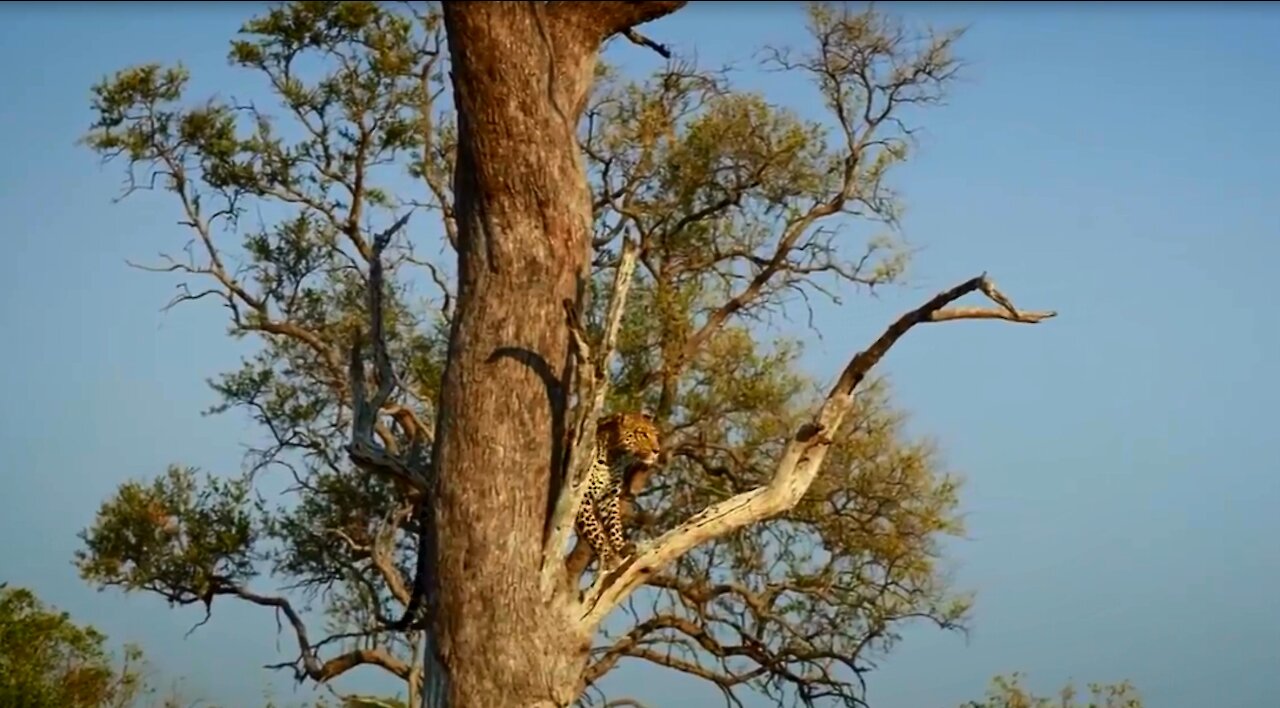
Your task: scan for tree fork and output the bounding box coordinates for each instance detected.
[579,273,1056,626]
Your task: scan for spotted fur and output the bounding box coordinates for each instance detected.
[575,412,660,569]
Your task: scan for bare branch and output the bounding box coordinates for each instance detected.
[578,273,1055,626]
[230,584,412,684]
[346,212,428,495]
[928,307,1055,324]
[370,509,415,607]
[542,236,641,595]
[622,29,673,59]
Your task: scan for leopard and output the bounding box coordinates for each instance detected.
[575,411,661,569]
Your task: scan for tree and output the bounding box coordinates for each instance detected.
[961,673,1144,708]
[0,583,206,708]
[77,2,1060,707]
[0,582,144,707]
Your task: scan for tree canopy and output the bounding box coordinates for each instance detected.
[75,2,1077,707]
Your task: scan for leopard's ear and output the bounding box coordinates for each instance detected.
[596,413,622,433]
[639,411,655,422]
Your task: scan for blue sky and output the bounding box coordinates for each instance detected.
[2,2,1278,707]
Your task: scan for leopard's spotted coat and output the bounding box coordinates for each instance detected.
[575,412,660,568]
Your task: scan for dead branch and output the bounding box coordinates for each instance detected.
[340,210,441,636]
[347,212,429,495]
[371,509,415,607]
[928,307,1055,323]
[541,237,641,595]
[621,28,673,59]
[577,273,1055,626]
[230,584,412,684]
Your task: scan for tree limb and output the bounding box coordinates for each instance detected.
[370,509,415,607]
[541,237,641,595]
[347,212,428,495]
[231,585,412,684]
[338,210,443,638]
[578,273,1055,625]
[621,29,673,59]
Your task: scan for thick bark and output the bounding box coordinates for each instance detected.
[425,3,686,706]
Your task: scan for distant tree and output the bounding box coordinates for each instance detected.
[0,582,146,707]
[0,583,207,708]
[961,673,1144,708]
[77,2,1066,706]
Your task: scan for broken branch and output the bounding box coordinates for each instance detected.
[346,212,428,494]
[577,272,1055,626]
[622,28,673,59]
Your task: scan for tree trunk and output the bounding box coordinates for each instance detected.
[425,3,685,706]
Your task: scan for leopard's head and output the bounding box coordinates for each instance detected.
[597,411,661,469]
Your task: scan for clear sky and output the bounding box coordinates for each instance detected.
[2,2,1278,707]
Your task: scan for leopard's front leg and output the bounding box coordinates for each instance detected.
[575,497,615,569]
[598,473,634,560]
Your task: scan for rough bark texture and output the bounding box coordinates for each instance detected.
[428,3,686,706]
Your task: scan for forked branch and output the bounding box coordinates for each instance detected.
[578,273,1056,625]
[231,584,412,685]
[346,212,427,495]
[541,237,641,595]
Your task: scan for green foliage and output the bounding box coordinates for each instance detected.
[0,583,133,707]
[79,3,449,699]
[961,673,1144,708]
[76,465,259,608]
[576,7,967,699]
[0,583,207,708]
